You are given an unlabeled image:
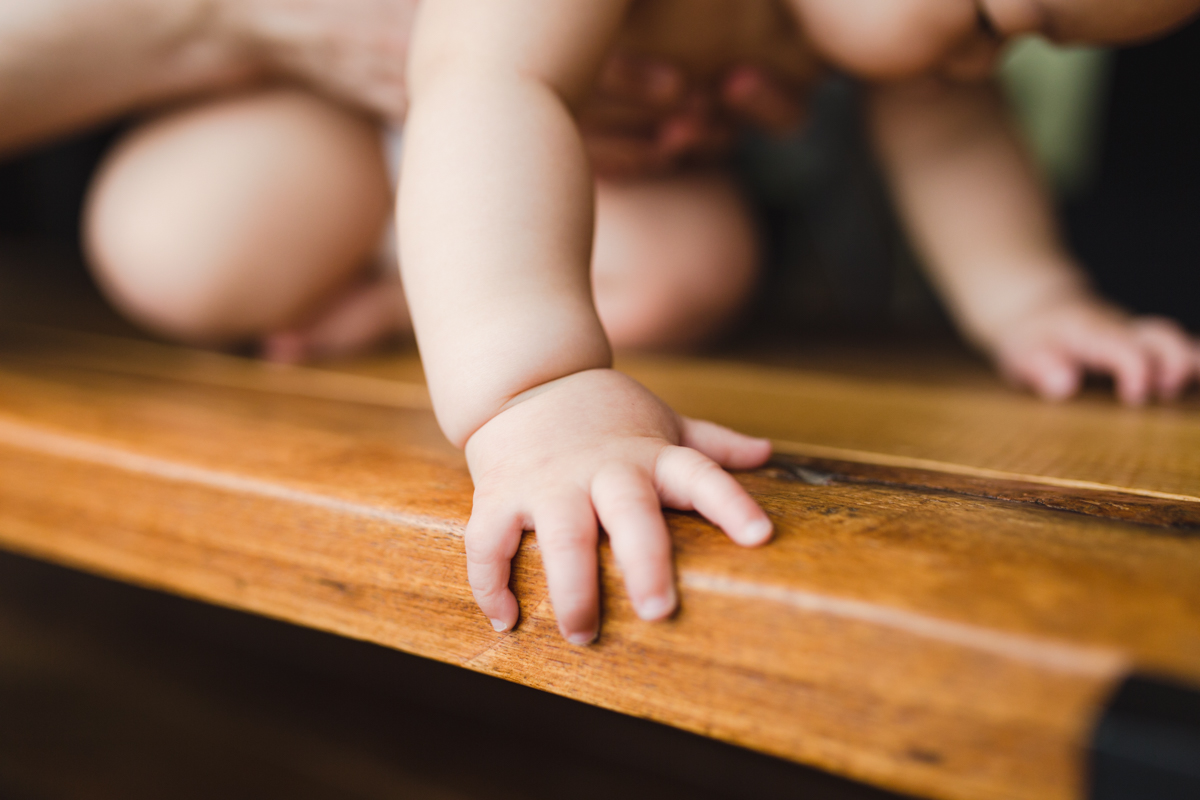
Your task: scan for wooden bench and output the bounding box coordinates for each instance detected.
[1,322,1198,800]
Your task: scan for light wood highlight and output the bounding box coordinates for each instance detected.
[2,326,1199,800]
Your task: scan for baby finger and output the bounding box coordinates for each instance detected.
[1133,318,1195,400]
[1002,347,1081,401]
[592,464,676,622]
[533,490,601,645]
[1071,334,1150,406]
[679,416,773,470]
[655,446,772,547]
[464,502,525,633]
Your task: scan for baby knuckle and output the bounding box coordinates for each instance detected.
[593,463,647,497]
[539,526,596,553]
[471,583,507,605]
[688,455,727,486]
[465,533,510,564]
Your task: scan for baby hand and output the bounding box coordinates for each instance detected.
[463,368,773,643]
[989,293,1200,405]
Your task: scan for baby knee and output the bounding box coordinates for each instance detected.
[672,185,760,319]
[85,158,245,344]
[83,89,391,345]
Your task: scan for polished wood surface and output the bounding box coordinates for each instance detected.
[618,358,1200,503]
[1,325,1199,800]
[3,549,891,800]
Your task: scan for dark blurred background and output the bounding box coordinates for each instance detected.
[1063,20,1200,331]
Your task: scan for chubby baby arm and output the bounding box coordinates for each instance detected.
[399,0,772,642]
[869,78,1200,404]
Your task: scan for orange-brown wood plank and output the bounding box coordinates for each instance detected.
[617,357,1200,503]
[2,326,1200,800]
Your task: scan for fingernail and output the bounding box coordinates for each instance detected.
[637,589,677,621]
[491,619,510,632]
[1044,369,1075,400]
[743,518,773,544]
[567,630,597,646]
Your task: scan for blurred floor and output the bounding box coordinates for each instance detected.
[0,236,139,337]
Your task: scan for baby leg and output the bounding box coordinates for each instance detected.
[592,171,760,351]
[84,88,396,347]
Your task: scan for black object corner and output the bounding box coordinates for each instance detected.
[1089,673,1200,799]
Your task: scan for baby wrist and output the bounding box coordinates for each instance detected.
[958,268,1094,351]
[440,360,612,450]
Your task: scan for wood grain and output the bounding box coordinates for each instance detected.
[616,356,1200,504]
[2,326,1199,800]
[269,340,1200,505]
